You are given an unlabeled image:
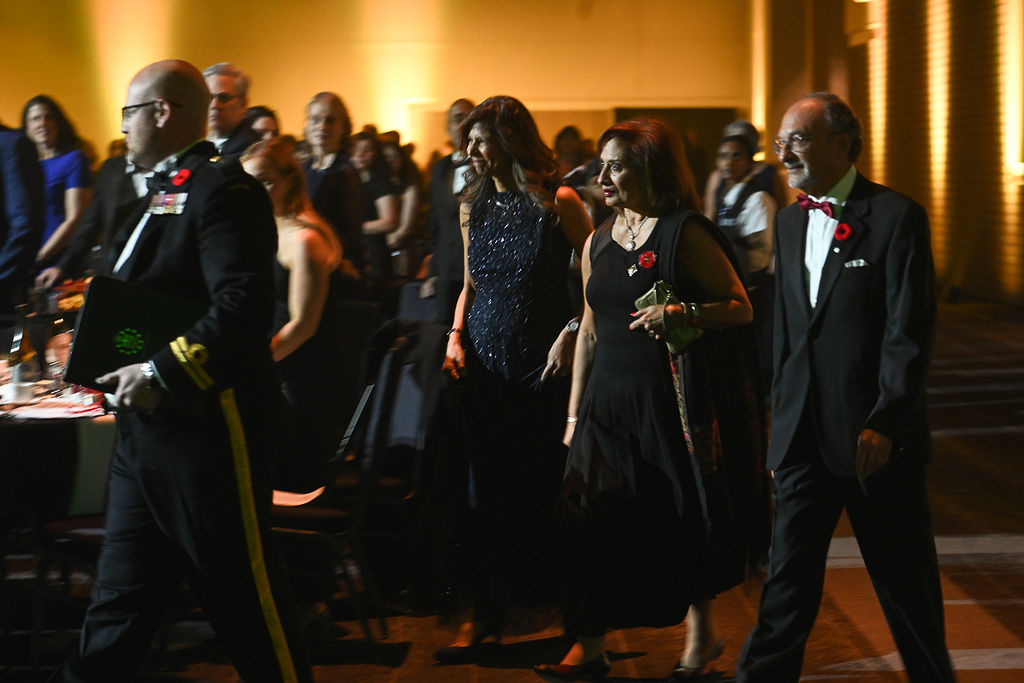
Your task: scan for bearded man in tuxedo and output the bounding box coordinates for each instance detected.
[735,92,955,683]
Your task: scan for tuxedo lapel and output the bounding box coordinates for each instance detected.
[781,209,812,324]
[111,141,214,277]
[106,192,152,275]
[111,195,147,235]
[118,211,169,280]
[809,176,872,325]
[115,176,139,207]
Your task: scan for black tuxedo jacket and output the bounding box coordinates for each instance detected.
[217,125,261,159]
[769,172,936,476]
[107,141,279,406]
[57,155,140,277]
[426,153,466,283]
[0,125,44,312]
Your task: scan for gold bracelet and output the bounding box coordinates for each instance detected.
[566,416,578,424]
[685,302,701,327]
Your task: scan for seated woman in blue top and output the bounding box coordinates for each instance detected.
[21,95,92,268]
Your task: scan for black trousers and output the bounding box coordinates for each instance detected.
[65,406,313,683]
[736,422,955,682]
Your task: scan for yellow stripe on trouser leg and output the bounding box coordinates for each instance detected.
[219,388,298,683]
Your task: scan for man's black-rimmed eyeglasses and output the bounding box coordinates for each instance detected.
[121,99,181,120]
[772,133,812,156]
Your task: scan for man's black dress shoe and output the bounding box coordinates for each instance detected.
[533,653,611,681]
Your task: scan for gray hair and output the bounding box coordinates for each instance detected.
[202,62,250,97]
[802,92,863,162]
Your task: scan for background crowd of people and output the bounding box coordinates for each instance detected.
[0,57,955,683]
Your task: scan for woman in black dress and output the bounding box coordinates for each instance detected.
[534,119,764,681]
[437,96,592,661]
[241,138,344,492]
[380,138,423,277]
[349,132,401,281]
[302,92,364,287]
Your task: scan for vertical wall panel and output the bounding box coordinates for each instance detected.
[885,1,931,211]
[848,44,872,182]
[846,0,1021,305]
[944,0,1007,301]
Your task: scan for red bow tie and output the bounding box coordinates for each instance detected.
[797,193,834,218]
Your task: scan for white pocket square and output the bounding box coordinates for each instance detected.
[844,259,869,268]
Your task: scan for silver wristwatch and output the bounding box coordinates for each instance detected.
[139,361,156,387]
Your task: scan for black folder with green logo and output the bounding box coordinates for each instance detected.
[64,276,206,391]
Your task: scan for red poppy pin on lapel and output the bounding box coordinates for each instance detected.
[834,223,852,241]
[171,168,191,186]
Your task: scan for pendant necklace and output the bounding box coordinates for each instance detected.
[624,215,647,251]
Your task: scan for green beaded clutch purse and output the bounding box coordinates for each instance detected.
[634,280,704,354]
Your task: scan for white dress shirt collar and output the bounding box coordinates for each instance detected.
[807,164,857,218]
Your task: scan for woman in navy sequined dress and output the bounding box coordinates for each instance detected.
[438,96,592,661]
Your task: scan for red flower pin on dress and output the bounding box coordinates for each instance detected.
[834,223,852,241]
[638,251,657,269]
[171,169,191,186]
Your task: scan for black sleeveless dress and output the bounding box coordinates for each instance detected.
[272,259,345,492]
[558,209,710,635]
[456,188,573,607]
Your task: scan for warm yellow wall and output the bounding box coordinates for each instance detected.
[0,0,753,165]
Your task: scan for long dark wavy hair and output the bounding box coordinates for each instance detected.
[350,131,392,180]
[597,118,700,215]
[460,96,557,215]
[21,95,82,154]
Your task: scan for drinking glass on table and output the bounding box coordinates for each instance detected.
[45,317,72,394]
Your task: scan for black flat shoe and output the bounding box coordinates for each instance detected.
[533,654,611,681]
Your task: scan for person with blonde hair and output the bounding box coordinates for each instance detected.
[302,91,364,285]
[242,136,347,492]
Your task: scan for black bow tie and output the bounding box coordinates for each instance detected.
[146,171,170,193]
